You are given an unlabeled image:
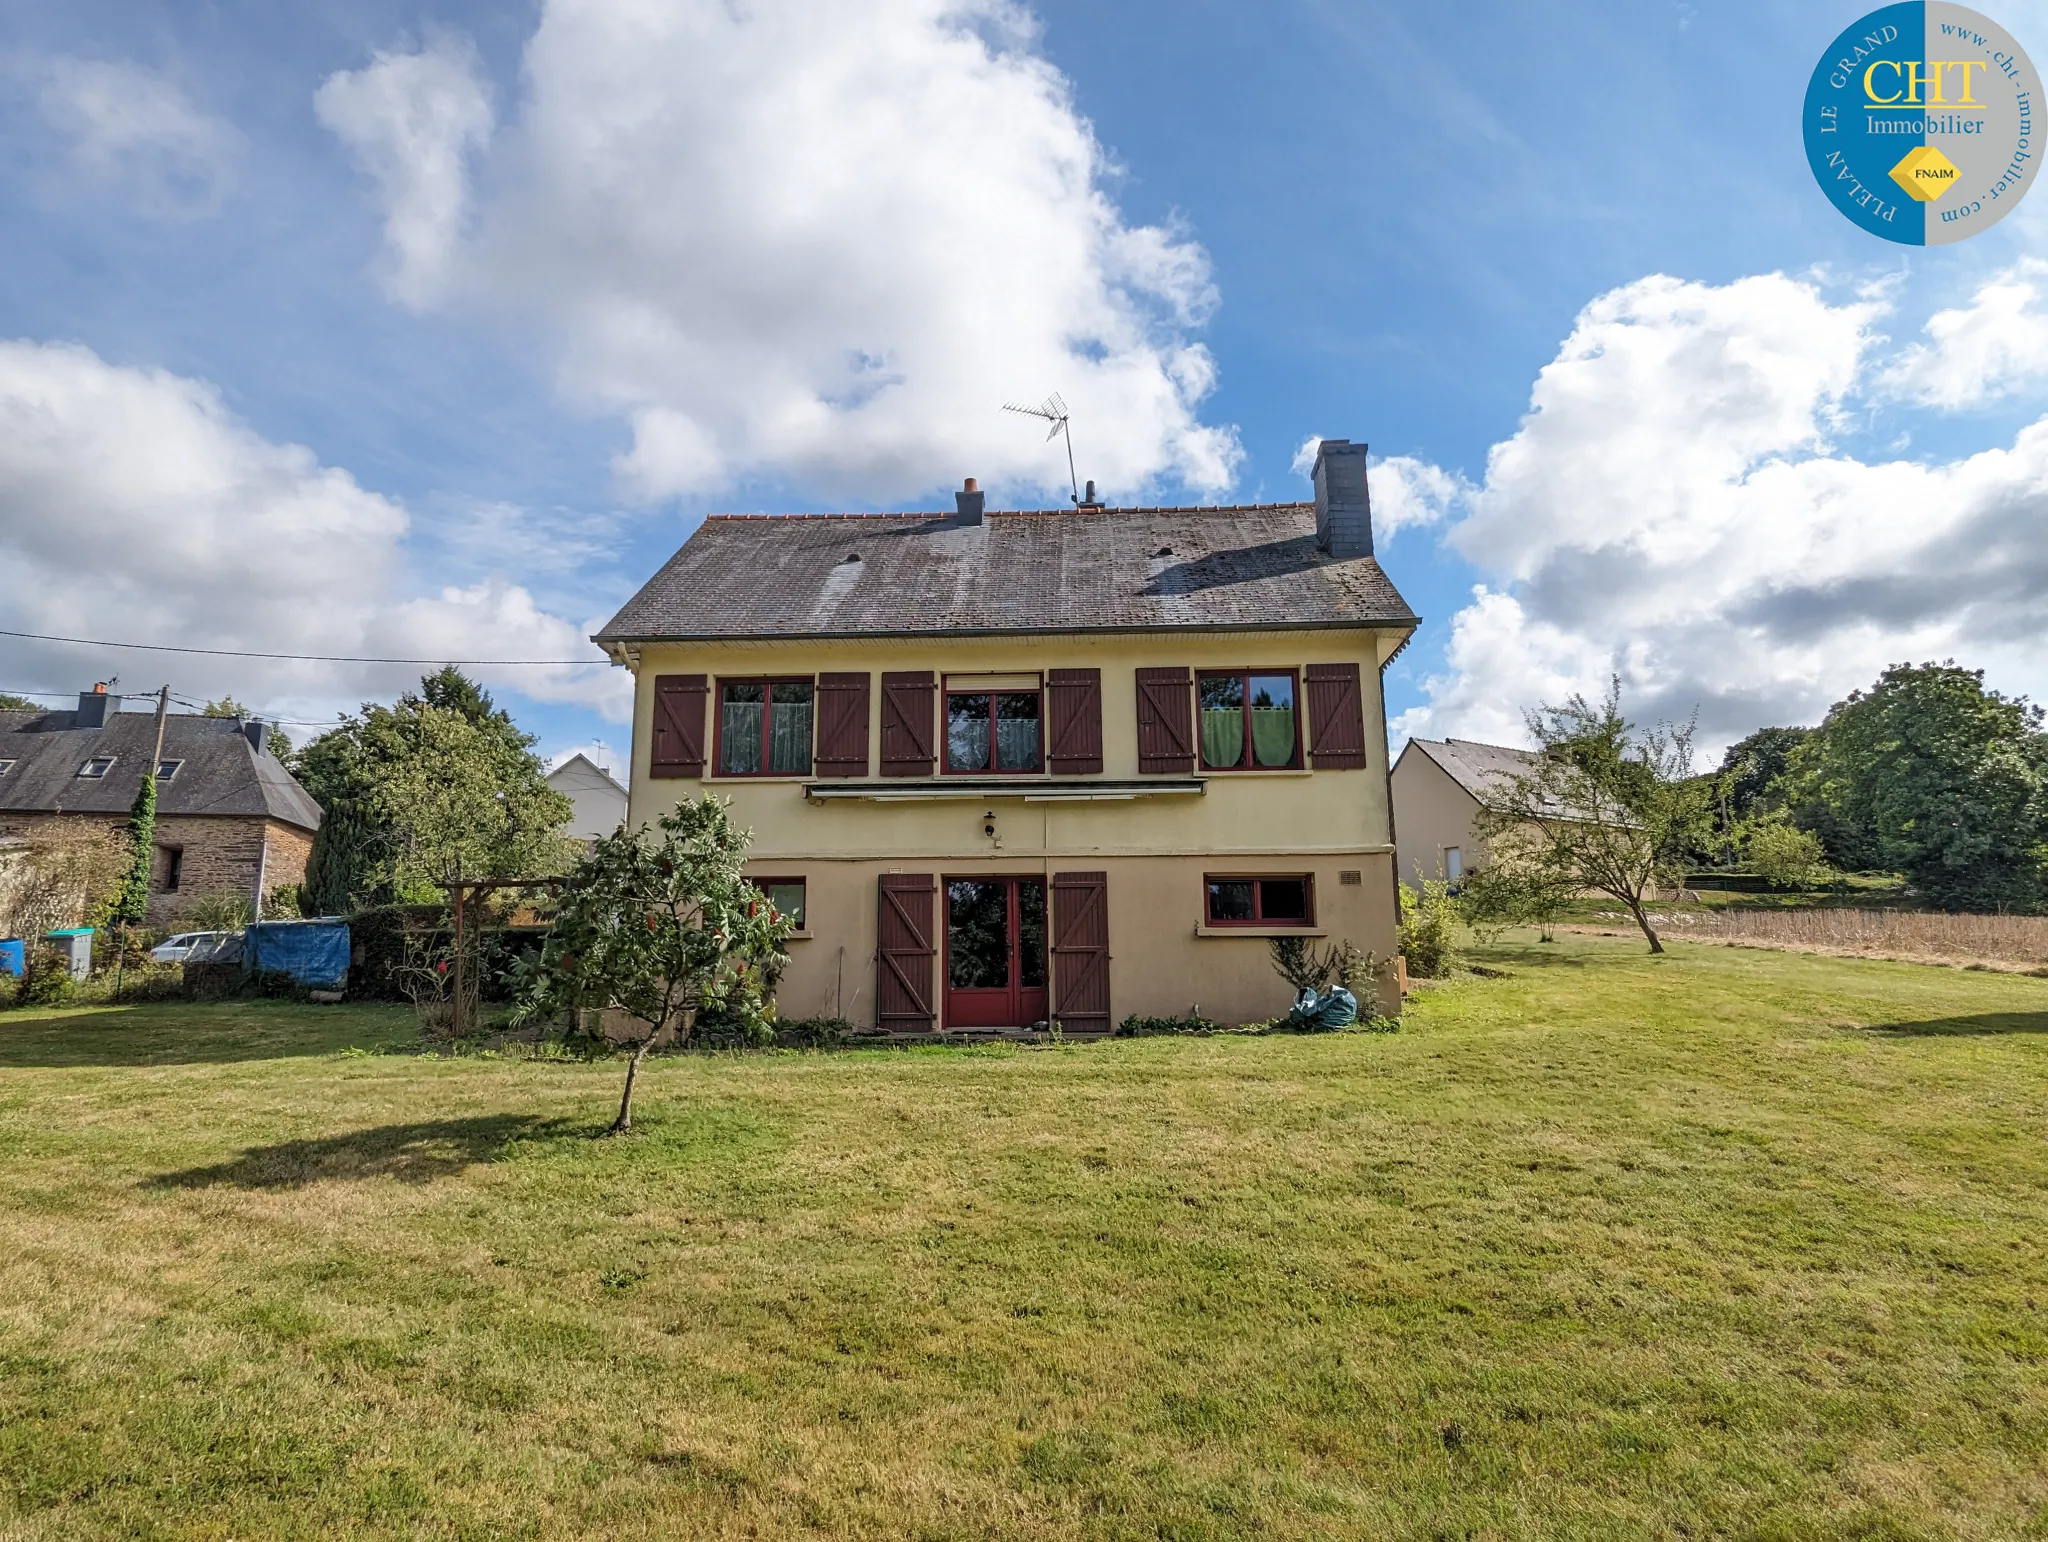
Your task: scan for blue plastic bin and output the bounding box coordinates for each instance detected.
[0,939,23,978]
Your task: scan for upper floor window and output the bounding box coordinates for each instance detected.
[946,684,1042,773]
[1198,671,1299,770]
[77,756,116,779]
[155,759,183,781]
[716,680,812,776]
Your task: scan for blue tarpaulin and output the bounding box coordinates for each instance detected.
[244,921,350,989]
[0,939,22,978]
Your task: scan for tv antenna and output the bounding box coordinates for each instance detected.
[1002,392,1082,506]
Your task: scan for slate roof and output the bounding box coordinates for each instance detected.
[1406,737,1542,809]
[0,710,322,830]
[596,504,1418,644]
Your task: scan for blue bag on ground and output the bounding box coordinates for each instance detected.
[1287,985,1358,1031]
[244,921,350,989]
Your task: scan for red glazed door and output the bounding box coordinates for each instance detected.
[943,877,1048,1028]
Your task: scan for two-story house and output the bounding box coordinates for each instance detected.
[594,439,1418,1032]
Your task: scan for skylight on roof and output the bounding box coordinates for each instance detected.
[156,759,183,780]
[77,757,115,779]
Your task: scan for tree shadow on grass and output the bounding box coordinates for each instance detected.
[0,1003,417,1068]
[144,1115,585,1190]
[1866,1012,2048,1037]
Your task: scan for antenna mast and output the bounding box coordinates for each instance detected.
[1002,393,1081,506]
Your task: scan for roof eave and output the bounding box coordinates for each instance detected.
[593,616,1421,648]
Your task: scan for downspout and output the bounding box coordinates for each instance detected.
[252,825,269,922]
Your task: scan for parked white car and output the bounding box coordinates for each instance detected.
[150,932,235,965]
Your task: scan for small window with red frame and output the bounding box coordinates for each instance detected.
[1205,875,1313,926]
[945,688,1042,773]
[1197,671,1299,769]
[717,681,813,776]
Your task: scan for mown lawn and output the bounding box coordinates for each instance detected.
[2,938,2046,1540]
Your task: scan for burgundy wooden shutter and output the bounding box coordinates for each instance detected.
[1306,663,1368,770]
[1046,668,1103,775]
[877,874,937,1033]
[650,675,708,778]
[879,671,935,777]
[1134,666,1194,774]
[814,672,871,778]
[1051,871,1110,1034]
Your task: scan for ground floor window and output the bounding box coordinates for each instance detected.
[754,877,807,929]
[1204,874,1313,926]
[155,845,184,894]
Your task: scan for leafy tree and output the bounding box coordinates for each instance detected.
[202,697,292,759]
[1735,811,1834,890]
[294,670,576,908]
[1456,840,1579,942]
[1476,680,1713,953]
[302,797,382,916]
[515,796,792,1134]
[1718,727,1811,818]
[1786,662,2048,912]
[0,693,36,711]
[108,767,156,927]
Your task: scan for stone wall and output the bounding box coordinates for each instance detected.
[0,811,314,927]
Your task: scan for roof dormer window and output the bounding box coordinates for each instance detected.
[77,756,116,779]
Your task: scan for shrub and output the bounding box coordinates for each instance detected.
[19,946,75,1008]
[1116,1012,1219,1037]
[179,893,254,933]
[770,1016,857,1049]
[1398,880,1460,978]
[1739,814,1836,891]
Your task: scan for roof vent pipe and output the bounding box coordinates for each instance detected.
[1312,438,1374,559]
[955,476,985,526]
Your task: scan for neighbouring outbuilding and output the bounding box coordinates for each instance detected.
[1390,736,1543,890]
[594,438,1418,1030]
[0,689,322,925]
[547,752,629,845]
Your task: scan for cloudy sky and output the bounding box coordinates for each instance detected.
[4,0,2048,773]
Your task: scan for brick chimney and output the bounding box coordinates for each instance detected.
[1312,439,1373,559]
[955,476,985,526]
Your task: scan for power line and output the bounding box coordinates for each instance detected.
[0,625,611,666]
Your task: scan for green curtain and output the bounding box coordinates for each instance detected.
[1200,710,1243,768]
[1251,707,1296,767]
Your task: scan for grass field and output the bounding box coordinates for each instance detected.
[3,938,2047,1540]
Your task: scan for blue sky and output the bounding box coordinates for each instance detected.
[4,0,2048,769]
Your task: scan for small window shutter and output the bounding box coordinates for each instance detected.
[880,671,935,777]
[1135,666,1194,774]
[650,675,707,778]
[877,874,937,1033]
[1051,871,1110,1034]
[1306,663,1368,769]
[1046,668,1103,775]
[814,672,871,778]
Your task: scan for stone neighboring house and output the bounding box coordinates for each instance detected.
[1390,736,1542,890]
[0,690,322,925]
[595,438,1418,1031]
[547,753,628,844]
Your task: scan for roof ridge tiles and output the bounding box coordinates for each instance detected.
[700,501,1315,521]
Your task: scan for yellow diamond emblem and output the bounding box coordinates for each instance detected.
[1890,144,1961,202]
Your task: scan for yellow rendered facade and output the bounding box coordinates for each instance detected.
[621,626,1410,1026]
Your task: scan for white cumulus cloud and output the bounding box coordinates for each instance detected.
[318,0,1239,504]
[1884,258,2048,409]
[0,340,625,731]
[315,33,494,309]
[1392,271,2048,758]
